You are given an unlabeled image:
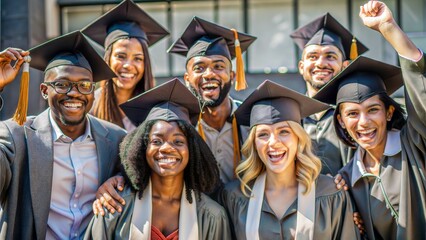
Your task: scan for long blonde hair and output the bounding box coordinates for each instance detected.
[236,121,321,197]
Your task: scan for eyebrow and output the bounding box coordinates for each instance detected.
[151,132,185,137]
[192,59,226,66]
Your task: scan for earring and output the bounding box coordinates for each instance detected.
[43,94,48,99]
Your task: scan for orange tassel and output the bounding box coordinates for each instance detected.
[232,115,241,178]
[231,29,247,91]
[350,37,358,60]
[13,56,31,125]
[197,112,206,141]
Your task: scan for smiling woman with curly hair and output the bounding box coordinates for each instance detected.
[84,79,231,240]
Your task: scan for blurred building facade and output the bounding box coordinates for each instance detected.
[1,0,425,119]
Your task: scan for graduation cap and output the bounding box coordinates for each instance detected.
[313,56,403,106]
[168,16,257,91]
[290,13,368,60]
[29,31,116,82]
[235,80,330,129]
[120,78,200,126]
[12,30,116,125]
[81,0,169,49]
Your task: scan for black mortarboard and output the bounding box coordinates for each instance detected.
[81,0,169,49]
[290,13,368,60]
[29,30,116,82]
[120,78,200,126]
[167,16,256,61]
[235,80,330,128]
[313,56,403,106]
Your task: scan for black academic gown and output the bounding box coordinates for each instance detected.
[339,54,426,240]
[303,109,353,175]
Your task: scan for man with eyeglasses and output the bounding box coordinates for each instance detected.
[0,31,126,239]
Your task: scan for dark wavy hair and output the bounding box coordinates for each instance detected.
[120,119,220,203]
[334,93,406,148]
[92,37,155,128]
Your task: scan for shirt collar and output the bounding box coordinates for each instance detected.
[351,129,401,186]
[49,109,92,142]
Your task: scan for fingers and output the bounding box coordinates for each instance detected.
[334,174,345,190]
[353,212,366,234]
[116,176,125,192]
[0,48,29,61]
[99,194,117,214]
[92,199,105,216]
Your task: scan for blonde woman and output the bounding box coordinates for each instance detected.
[220,80,359,239]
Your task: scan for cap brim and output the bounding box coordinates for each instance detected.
[29,31,116,82]
[82,0,169,47]
[167,16,256,58]
[235,80,330,126]
[313,56,403,105]
[120,78,200,126]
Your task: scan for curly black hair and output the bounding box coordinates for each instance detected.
[333,93,406,148]
[119,119,221,203]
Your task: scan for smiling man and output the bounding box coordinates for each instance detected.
[168,17,256,184]
[290,13,368,175]
[0,31,126,239]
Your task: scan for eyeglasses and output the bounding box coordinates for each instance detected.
[43,80,95,95]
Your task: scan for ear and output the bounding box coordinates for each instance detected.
[298,60,304,75]
[342,60,350,69]
[183,72,190,86]
[40,83,48,100]
[387,105,395,121]
[336,113,346,129]
[230,70,236,83]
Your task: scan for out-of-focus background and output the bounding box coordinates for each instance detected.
[1,0,424,119]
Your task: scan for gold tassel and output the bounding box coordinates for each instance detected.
[231,29,247,91]
[197,112,206,141]
[13,56,31,125]
[232,115,241,178]
[350,37,358,60]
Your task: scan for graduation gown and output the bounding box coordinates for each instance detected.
[84,186,232,240]
[339,54,426,240]
[303,108,353,176]
[220,175,359,240]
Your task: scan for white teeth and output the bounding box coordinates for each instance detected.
[158,158,178,163]
[64,102,82,108]
[358,129,375,134]
[314,71,330,76]
[269,151,285,156]
[202,82,219,89]
[120,73,134,78]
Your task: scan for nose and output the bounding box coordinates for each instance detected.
[268,133,280,147]
[358,112,370,126]
[315,55,327,67]
[66,83,81,96]
[159,141,175,153]
[122,58,133,69]
[202,66,215,79]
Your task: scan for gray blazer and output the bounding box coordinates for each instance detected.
[0,109,126,240]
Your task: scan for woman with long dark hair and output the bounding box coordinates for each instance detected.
[314,2,426,239]
[82,0,168,131]
[84,79,231,239]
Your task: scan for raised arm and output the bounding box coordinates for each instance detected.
[359,1,421,60]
